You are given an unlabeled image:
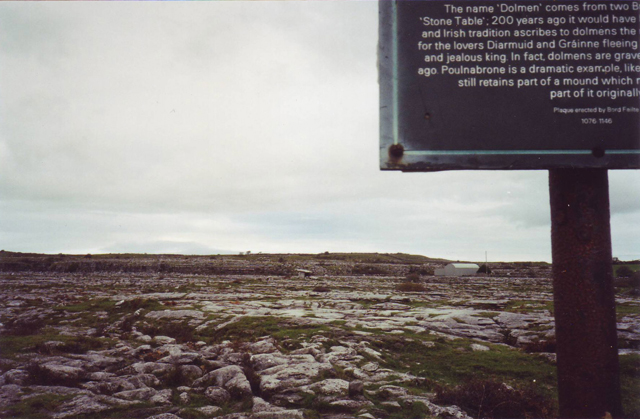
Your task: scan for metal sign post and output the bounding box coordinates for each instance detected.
[549,169,622,417]
[378,1,640,416]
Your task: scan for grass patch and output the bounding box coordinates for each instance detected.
[2,317,46,336]
[504,300,554,315]
[351,265,389,276]
[614,264,640,276]
[5,394,74,419]
[385,400,433,419]
[52,297,166,331]
[371,335,557,390]
[35,335,110,355]
[0,333,109,359]
[55,298,116,313]
[616,302,640,321]
[118,298,165,312]
[204,316,332,346]
[621,354,640,418]
[434,378,556,419]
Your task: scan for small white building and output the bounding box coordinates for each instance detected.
[296,269,312,278]
[434,263,480,277]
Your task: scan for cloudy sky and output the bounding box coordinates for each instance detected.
[0,1,638,262]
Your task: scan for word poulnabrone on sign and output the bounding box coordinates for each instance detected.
[379,0,640,170]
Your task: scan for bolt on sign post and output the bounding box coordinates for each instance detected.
[378,1,640,417]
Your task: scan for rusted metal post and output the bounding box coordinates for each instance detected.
[549,169,623,418]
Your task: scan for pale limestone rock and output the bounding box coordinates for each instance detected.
[146,414,183,419]
[154,336,176,345]
[179,391,190,404]
[205,386,231,404]
[114,386,157,401]
[177,364,204,385]
[0,384,22,408]
[259,362,333,395]
[145,309,205,320]
[470,343,490,352]
[131,362,174,376]
[381,400,402,410]
[2,369,28,385]
[128,373,161,388]
[376,385,409,399]
[41,363,85,382]
[247,339,279,354]
[310,378,349,396]
[52,394,136,419]
[149,388,172,405]
[196,405,222,416]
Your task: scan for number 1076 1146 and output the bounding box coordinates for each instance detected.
[581,118,613,124]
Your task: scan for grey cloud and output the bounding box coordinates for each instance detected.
[0,2,637,262]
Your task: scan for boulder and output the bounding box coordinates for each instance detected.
[81,380,125,395]
[52,394,136,419]
[73,353,122,370]
[131,362,174,376]
[195,406,222,416]
[251,354,314,372]
[381,401,402,411]
[127,373,161,388]
[310,379,349,397]
[0,384,22,408]
[205,386,231,405]
[2,369,28,385]
[247,339,279,354]
[470,343,490,352]
[86,372,116,381]
[114,387,157,401]
[259,361,333,395]
[194,366,252,400]
[179,391,190,405]
[154,336,176,345]
[225,371,253,399]
[177,365,204,385]
[375,385,408,400]
[41,363,85,384]
[149,389,172,405]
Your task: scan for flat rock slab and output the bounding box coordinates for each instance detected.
[145,310,205,320]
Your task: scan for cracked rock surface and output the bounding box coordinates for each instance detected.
[1,252,639,418]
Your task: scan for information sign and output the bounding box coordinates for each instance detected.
[379,0,640,170]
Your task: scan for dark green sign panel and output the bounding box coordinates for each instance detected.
[379,0,640,170]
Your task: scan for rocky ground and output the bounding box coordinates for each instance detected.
[1,252,639,419]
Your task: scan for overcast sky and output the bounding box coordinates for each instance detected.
[0,1,638,262]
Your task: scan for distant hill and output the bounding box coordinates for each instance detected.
[0,250,450,275]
